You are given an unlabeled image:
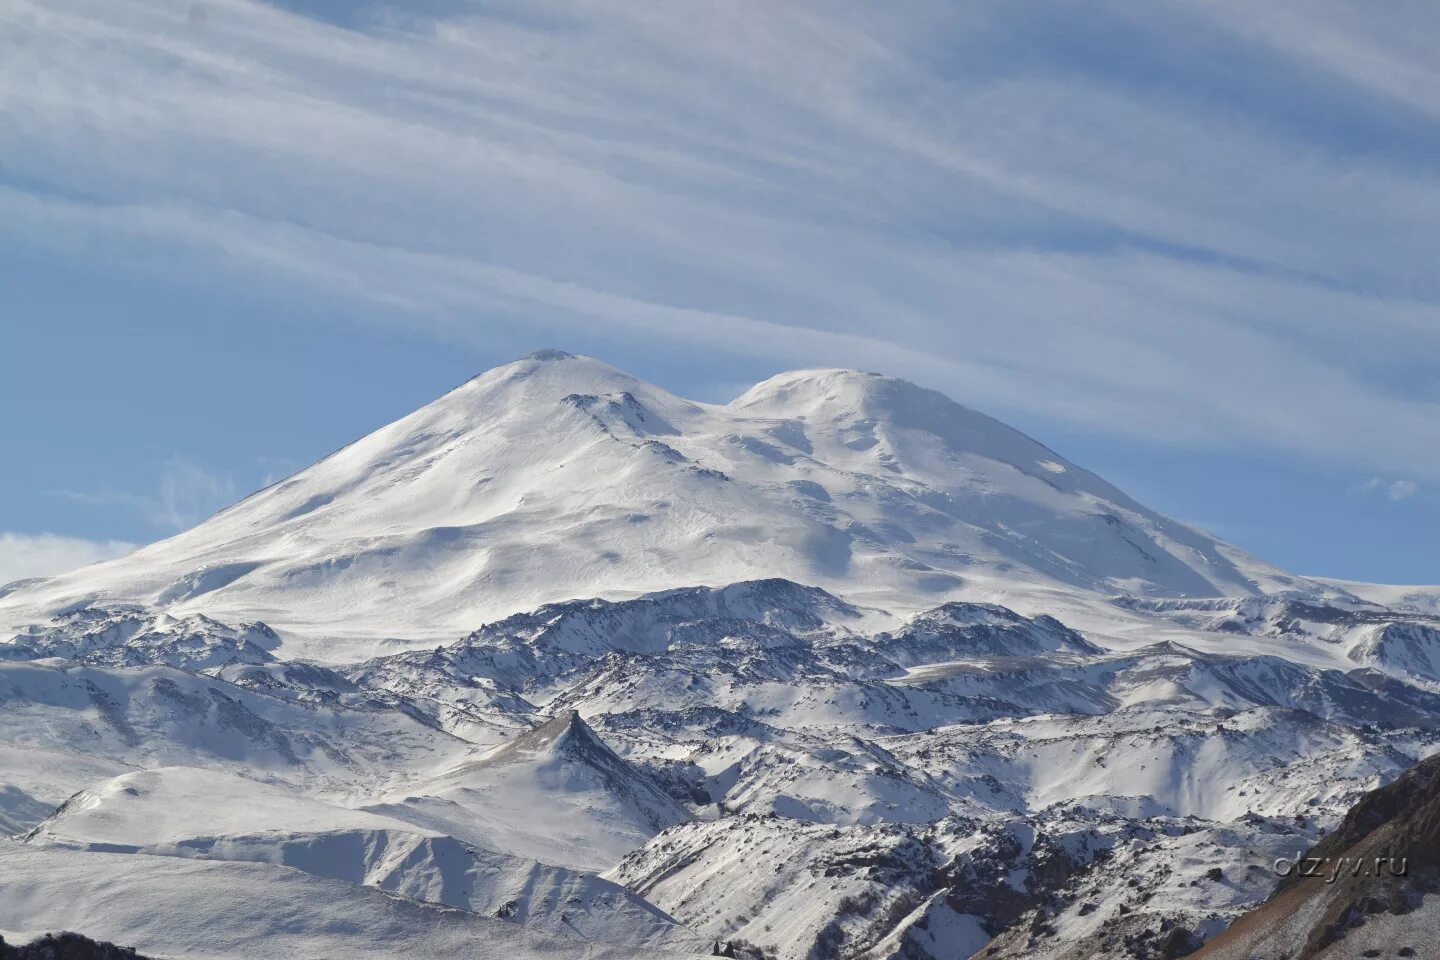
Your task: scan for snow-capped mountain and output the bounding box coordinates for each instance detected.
[0,351,1334,661]
[1,352,1437,960]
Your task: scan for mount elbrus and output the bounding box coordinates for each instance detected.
[2,351,1437,960]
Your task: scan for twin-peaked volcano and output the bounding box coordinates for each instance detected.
[3,352,1439,960]
[0,351,1336,659]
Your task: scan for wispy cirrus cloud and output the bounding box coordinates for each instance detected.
[52,456,237,532]
[5,0,1440,479]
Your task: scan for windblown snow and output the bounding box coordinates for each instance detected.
[0,351,1435,960]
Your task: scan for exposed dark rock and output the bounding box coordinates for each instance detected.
[0,932,150,959]
[1189,752,1440,959]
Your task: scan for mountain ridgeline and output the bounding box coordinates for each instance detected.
[1,352,1437,960]
[0,351,1334,660]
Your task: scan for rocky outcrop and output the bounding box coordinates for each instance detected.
[0,932,149,960]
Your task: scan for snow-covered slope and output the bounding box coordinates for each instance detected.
[1315,578,1440,617]
[373,711,691,872]
[24,766,697,949]
[3,352,1438,960]
[1189,751,1440,960]
[0,659,465,806]
[5,607,279,671]
[0,840,696,960]
[0,352,1330,661]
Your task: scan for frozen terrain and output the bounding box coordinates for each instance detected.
[0,352,1341,661]
[1,352,1437,960]
[1188,752,1440,960]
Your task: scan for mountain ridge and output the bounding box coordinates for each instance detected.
[1189,752,1440,960]
[4,351,1439,960]
[0,352,1341,662]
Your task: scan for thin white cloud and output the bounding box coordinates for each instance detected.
[1196,0,1440,120]
[0,532,138,587]
[156,456,238,530]
[5,0,1440,478]
[1390,480,1421,502]
[257,455,304,488]
[52,456,237,532]
[1359,477,1421,502]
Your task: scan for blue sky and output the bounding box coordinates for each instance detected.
[3,0,1438,586]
